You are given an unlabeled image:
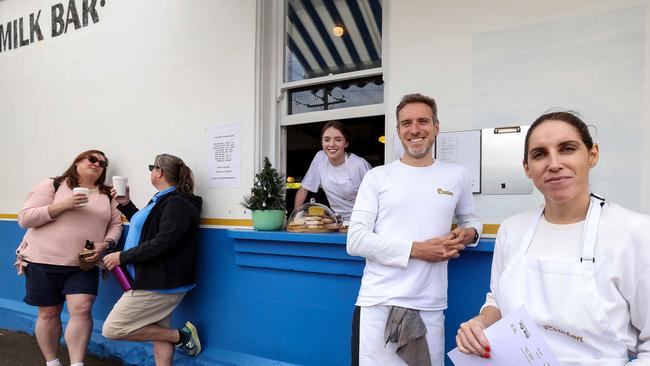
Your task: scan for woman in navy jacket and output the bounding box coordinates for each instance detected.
[102,153,202,365]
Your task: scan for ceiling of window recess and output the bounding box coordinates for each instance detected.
[285,0,382,82]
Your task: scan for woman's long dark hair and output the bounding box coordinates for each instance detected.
[54,149,111,197]
[154,154,195,195]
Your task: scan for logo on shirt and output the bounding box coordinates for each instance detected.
[541,324,584,343]
[437,188,454,196]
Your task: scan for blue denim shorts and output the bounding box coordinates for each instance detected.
[23,262,99,307]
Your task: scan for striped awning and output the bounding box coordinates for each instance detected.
[285,0,382,82]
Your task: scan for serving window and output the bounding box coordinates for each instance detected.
[284,115,385,211]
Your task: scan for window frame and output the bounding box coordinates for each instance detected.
[255,0,384,175]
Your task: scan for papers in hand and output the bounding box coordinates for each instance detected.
[448,306,560,366]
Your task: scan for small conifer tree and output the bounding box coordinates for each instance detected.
[242,157,286,210]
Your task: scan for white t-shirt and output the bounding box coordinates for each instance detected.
[347,159,480,310]
[526,216,583,262]
[301,150,372,221]
[483,203,650,362]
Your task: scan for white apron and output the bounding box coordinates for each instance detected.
[496,196,629,366]
[322,154,358,222]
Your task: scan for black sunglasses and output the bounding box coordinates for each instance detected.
[148,164,160,172]
[87,155,107,168]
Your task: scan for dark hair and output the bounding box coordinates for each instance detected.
[395,93,439,125]
[524,111,594,163]
[154,153,195,195]
[320,121,349,141]
[55,150,111,197]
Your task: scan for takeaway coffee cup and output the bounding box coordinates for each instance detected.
[112,176,128,196]
[72,187,90,206]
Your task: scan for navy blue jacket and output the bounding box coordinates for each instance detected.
[118,191,202,290]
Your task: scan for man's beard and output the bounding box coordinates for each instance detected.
[403,143,432,159]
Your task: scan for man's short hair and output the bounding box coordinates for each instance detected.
[395,93,439,125]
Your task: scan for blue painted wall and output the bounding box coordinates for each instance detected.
[0,220,493,365]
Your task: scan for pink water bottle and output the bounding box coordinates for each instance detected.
[111,264,133,292]
[89,240,133,291]
[106,241,133,291]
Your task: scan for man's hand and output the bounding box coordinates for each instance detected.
[103,252,121,270]
[410,234,466,262]
[446,227,477,246]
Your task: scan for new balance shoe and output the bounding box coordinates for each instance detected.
[178,321,202,356]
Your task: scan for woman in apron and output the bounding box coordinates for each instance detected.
[455,111,650,365]
[294,121,372,223]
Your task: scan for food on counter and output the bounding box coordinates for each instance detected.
[308,206,325,216]
[288,202,340,233]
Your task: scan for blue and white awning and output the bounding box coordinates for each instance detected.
[286,0,382,81]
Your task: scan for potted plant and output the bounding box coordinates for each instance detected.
[242,157,286,230]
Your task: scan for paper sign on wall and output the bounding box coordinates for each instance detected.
[207,123,241,188]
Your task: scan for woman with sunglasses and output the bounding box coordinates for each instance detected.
[15,149,123,366]
[102,153,203,364]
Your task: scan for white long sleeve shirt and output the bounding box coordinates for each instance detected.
[484,203,650,365]
[347,159,481,310]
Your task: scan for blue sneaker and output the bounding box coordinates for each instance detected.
[178,321,201,356]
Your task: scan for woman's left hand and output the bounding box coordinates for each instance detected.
[456,316,491,357]
[85,241,109,263]
[103,252,121,270]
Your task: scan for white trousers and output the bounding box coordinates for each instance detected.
[358,305,445,366]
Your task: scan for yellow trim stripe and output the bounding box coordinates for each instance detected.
[201,218,253,226]
[0,213,253,226]
[0,213,497,232]
[482,224,499,235]
[451,223,499,235]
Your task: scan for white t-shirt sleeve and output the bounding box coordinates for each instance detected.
[481,219,512,313]
[301,152,322,193]
[349,154,372,184]
[347,169,412,268]
[454,167,475,216]
[627,218,650,364]
[455,212,482,247]
[630,267,650,364]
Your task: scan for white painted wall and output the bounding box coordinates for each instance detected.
[384,0,650,223]
[3,0,649,226]
[0,0,257,220]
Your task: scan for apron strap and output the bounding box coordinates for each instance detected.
[580,195,627,355]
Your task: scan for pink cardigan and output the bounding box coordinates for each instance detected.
[17,178,123,266]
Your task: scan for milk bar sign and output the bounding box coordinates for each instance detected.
[0,0,107,53]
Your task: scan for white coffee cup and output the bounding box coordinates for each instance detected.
[72,187,90,206]
[112,176,128,196]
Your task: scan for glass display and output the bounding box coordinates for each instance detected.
[287,201,340,232]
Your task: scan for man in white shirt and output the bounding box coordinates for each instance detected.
[347,93,482,365]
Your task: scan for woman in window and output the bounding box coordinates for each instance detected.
[294,121,372,223]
